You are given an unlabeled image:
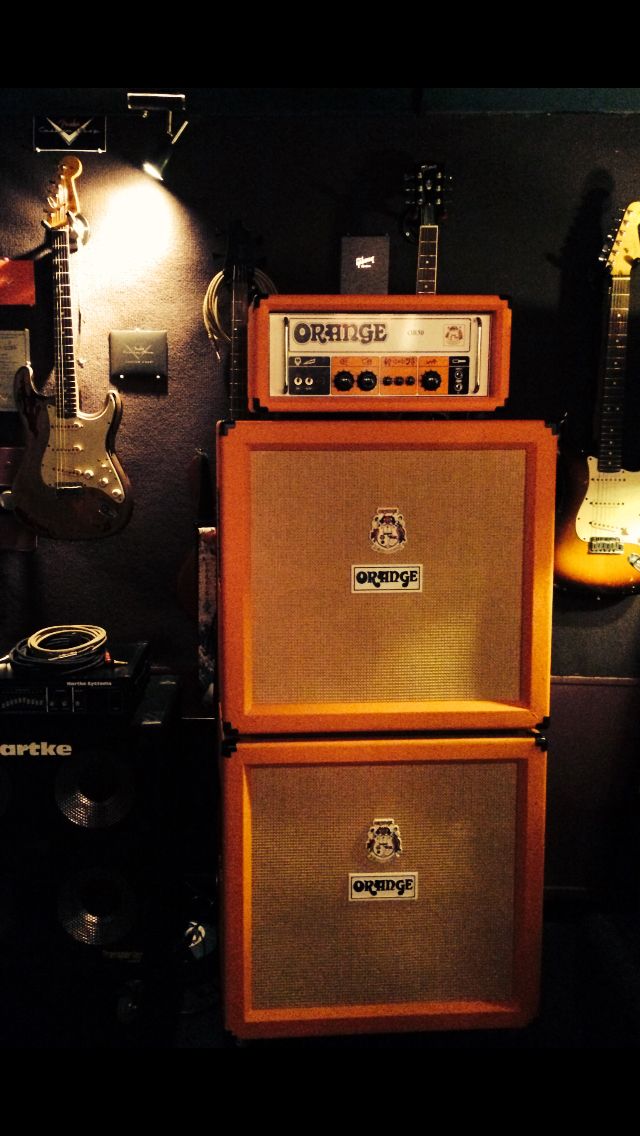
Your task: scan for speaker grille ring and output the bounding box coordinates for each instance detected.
[54,750,135,829]
[58,867,137,947]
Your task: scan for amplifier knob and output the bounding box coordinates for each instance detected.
[334,370,354,391]
[421,370,442,390]
[394,376,404,385]
[357,370,377,391]
[382,376,393,386]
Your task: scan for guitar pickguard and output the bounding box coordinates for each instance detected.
[11,366,132,540]
[575,456,640,547]
[41,404,126,501]
[555,452,640,591]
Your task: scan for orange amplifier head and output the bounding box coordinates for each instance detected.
[248,294,511,414]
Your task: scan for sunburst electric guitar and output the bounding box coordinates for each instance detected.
[11,157,132,540]
[555,201,640,592]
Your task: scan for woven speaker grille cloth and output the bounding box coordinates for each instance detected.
[250,448,525,703]
[250,760,517,1009]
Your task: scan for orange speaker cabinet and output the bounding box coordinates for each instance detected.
[247,294,511,413]
[222,734,546,1040]
[217,419,556,736]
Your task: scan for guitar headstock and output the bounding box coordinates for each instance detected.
[402,163,451,240]
[45,156,82,232]
[601,201,640,276]
[223,219,256,283]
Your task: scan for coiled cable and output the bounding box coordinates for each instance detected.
[4,624,110,674]
[202,268,277,360]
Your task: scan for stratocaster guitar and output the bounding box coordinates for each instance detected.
[555,201,640,592]
[11,156,132,540]
[403,162,450,294]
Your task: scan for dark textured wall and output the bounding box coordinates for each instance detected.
[2,107,640,685]
[0,115,224,676]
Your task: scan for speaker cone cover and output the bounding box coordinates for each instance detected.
[58,868,137,946]
[55,750,135,829]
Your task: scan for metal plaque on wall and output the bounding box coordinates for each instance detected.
[33,116,107,153]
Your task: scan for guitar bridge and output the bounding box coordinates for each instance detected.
[588,537,624,555]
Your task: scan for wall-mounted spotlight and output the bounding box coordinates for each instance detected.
[142,116,189,182]
[127,92,189,182]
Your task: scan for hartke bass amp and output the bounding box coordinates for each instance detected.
[247,294,511,414]
[222,735,546,1039]
[0,676,179,1046]
[0,641,150,716]
[217,419,556,736]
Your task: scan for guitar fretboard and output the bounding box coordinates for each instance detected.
[52,226,79,419]
[229,262,248,420]
[598,275,630,472]
[416,224,438,295]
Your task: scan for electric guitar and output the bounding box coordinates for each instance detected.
[11,156,132,540]
[403,163,450,294]
[554,201,640,592]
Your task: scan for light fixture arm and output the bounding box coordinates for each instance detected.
[167,113,188,145]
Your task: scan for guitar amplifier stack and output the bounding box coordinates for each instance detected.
[217,293,556,1040]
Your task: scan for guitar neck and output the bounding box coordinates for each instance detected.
[228,264,249,419]
[52,225,79,418]
[416,224,438,295]
[597,274,630,471]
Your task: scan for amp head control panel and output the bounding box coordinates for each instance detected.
[248,294,511,414]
